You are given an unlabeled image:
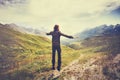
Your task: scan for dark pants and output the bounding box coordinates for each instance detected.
[52,45,61,70]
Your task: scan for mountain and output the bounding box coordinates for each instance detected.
[75,24,120,40]
[3,23,48,36]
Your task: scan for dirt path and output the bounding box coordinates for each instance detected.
[34,54,120,80]
[34,54,101,80]
[58,54,120,80]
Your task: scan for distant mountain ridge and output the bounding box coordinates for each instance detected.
[0,23,47,36]
[62,24,120,46]
[75,24,120,40]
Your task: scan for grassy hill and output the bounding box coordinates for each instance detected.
[0,24,80,80]
[81,35,120,55]
[0,24,52,79]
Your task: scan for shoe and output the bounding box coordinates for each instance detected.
[52,67,55,70]
[57,67,60,71]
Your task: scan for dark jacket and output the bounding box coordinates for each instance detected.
[47,31,73,46]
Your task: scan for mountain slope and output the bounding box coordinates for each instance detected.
[0,23,51,54]
[0,23,51,80]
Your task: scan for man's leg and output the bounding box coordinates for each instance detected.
[52,46,56,70]
[57,46,61,71]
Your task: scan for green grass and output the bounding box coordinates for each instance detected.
[0,27,82,80]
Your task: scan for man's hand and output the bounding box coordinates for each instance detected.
[68,36,74,39]
[46,32,52,35]
[46,33,49,35]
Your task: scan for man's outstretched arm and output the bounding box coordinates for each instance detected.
[46,32,52,35]
[60,33,74,39]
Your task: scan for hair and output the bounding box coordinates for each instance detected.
[54,24,59,31]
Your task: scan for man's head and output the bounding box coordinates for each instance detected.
[54,24,59,31]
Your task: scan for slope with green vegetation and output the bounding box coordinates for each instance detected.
[0,24,80,80]
[0,24,52,80]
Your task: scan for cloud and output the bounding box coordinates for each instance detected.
[0,0,27,7]
[102,0,120,13]
[110,6,120,17]
[99,0,120,19]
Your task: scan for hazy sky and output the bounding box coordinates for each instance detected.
[0,0,120,34]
